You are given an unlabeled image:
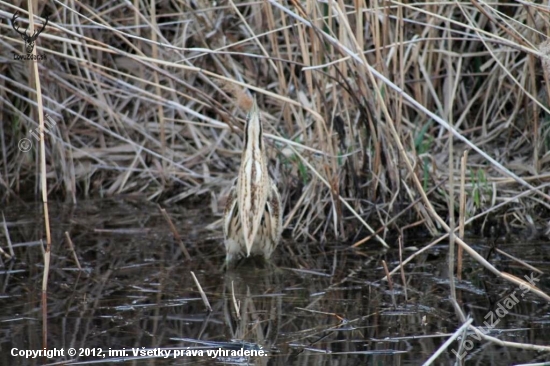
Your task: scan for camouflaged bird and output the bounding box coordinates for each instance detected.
[223,97,282,263]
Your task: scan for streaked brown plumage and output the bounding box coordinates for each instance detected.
[223,97,282,263]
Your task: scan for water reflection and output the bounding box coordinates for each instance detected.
[0,199,549,365]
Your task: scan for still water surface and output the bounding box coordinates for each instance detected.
[1,199,549,365]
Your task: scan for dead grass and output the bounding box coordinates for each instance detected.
[1,1,550,245]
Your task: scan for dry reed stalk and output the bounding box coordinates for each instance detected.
[398,236,407,301]
[149,0,166,174]
[1,212,14,258]
[0,241,11,260]
[422,318,474,365]
[158,205,191,261]
[191,271,212,312]
[64,231,81,270]
[231,281,241,320]
[19,1,53,350]
[495,248,543,274]
[466,325,550,353]
[457,150,468,280]
[448,96,456,303]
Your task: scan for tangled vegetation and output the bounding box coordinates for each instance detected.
[2,1,550,242]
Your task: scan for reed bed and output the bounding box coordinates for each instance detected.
[1,0,550,242]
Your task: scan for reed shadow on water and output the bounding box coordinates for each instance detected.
[0,199,549,365]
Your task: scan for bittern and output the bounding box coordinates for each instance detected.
[223,97,282,263]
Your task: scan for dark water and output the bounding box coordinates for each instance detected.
[0,199,549,365]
